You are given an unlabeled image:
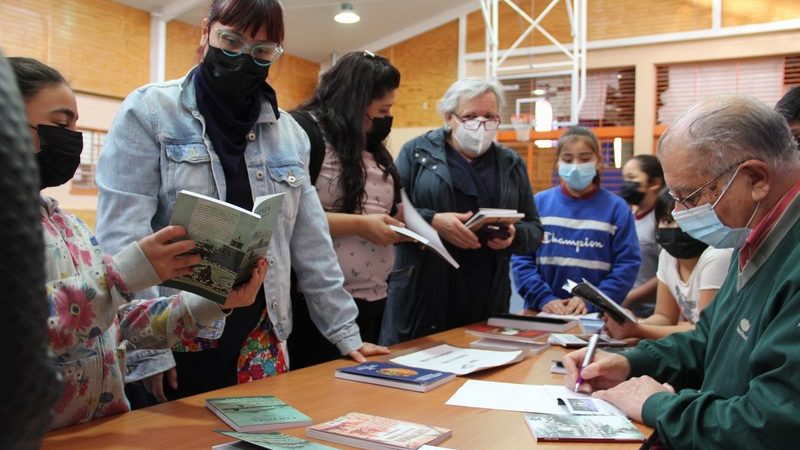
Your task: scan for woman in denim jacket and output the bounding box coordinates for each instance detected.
[10,57,264,429]
[95,0,386,402]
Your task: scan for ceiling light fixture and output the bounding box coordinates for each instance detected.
[334,3,360,24]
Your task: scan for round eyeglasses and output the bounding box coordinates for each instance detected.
[453,114,501,131]
[214,28,284,67]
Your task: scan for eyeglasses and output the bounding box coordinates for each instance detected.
[668,159,747,209]
[453,114,501,131]
[214,28,283,67]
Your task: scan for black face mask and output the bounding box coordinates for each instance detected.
[619,180,645,205]
[656,227,709,259]
[366,115,393,149]
[33,124,83,189]
[201,45,270,100]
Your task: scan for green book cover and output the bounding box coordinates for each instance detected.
[213,430,336,450]
[206,396,312,432]
[163,190,284,303]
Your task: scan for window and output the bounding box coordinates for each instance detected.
[70,128,106,194]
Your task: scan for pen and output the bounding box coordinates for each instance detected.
[574,330,601,392]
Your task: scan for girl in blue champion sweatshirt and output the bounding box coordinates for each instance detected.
[511,127,640,314]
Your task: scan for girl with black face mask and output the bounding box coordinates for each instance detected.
[620,155,665,318]
[9,57,264,430]
[287,51,403,368]
[604,190,733,342]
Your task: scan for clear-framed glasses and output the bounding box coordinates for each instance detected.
[214,28,284,67]
[453,114,501,131]
[668,159,748,209]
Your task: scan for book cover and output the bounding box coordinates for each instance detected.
[306,412,451,450]
[562,279,637,323]
[547,334,627,348]
[335,361,455,393]
[163,190,284,303]
[205,396,312,432]
[463,208,524,231]
[487,313,577,332]
[212,430,337,450]
[464,323,549,344]
[524,413,645,442]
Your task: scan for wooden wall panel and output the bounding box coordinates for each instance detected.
[0,1,50,62]
[268,53,320,111]
[379,20,459,128]
[723,0,800,26]
[166,20,201,81]
[466,0,712,53]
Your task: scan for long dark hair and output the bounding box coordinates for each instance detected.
[8,57,66,101]
[300,51,401,213]
[207,0,284,42]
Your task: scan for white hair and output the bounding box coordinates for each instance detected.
[437,77,505,126]
[658,95,800,175]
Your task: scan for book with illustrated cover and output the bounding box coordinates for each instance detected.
[487,313,577,332]
[212,430,336,450]
[335,361,455,393]
[547,333,627,348]
[164,190,284,303]
[463,208,524,231]
[524,413,645,443]
[306,412,451,450]
[396,191,459,268]
[464,323,549,345]
[562,279,637,323]
[205,396,312,432]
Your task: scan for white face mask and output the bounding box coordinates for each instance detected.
[453,120,496,156]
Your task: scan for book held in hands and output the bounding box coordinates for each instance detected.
[396,191,459,268]
[306,412,451,450]
[205,396,312,432]
[335,361,455,392]
[164,190,284,303]
[562,279,637,323]
[463,208,524,231]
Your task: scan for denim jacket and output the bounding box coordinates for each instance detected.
[96,68,362,378]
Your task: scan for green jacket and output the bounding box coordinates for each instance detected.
[625,193,800,449]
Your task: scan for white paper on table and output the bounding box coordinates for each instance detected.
[445,380,625,416]
[399,190,459,268]
[418,446,458,450]
[389,344,522,375]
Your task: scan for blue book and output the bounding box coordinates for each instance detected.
[335,361,455,392]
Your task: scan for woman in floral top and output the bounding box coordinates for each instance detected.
[9,57,266,429]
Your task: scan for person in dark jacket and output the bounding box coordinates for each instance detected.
[380,77,543,346]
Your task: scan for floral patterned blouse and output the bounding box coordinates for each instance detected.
[42,197,226,429]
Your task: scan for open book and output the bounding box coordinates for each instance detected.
[163,190,284,304]
[562,279,636,323]
[463,208,524,231]
[393,190,459,268]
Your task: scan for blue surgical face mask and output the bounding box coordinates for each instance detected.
[559,161,597,191]
[671,166,759,249]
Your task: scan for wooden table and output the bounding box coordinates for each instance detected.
[43,327,652,449]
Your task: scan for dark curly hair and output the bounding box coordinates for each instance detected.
[300,51,401,213]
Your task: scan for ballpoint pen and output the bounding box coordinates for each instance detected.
[574,329,601,392]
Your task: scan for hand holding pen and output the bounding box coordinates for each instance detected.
[562,334,631,394]
[574,330,602,392]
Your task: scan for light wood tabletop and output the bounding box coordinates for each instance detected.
[43,327,652,449]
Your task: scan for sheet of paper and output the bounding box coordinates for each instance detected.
[389,344,522,375]
[400,190,459,268]
[445,380,625,416]
[537,312,601,321]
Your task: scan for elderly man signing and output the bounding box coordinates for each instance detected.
[563,95,800,448]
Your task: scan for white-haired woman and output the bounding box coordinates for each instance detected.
[379,77,543,345]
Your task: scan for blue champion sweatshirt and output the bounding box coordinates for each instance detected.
[511,185,640,311]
